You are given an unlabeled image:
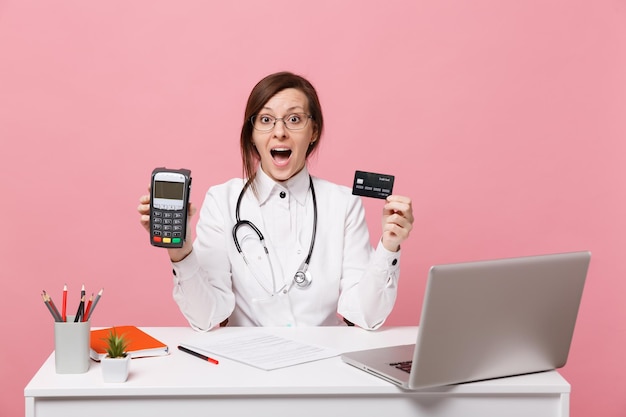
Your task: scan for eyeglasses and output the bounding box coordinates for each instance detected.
[250,113,313,132]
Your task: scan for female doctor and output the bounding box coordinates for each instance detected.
[137,71,414,331]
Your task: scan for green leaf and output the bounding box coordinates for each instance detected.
[102,328,129,358]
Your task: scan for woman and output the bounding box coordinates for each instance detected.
[138,71,414,331]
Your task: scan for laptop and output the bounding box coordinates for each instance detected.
[341,251,590,390]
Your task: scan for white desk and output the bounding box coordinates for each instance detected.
[24,326,570,417]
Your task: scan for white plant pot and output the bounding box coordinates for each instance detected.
[101,355,131,383]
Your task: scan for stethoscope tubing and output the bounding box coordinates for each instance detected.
[232,176,317,292]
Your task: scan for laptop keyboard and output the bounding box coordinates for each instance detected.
[390,361,412,373]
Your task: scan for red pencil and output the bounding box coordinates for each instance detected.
[83,293,93,322]
[62,284,68,322]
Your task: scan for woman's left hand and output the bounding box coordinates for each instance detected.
[381,195,414,252]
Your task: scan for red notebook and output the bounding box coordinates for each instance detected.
[90,325,169,361]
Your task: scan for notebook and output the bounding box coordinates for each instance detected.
[341,251,590,390]
[90,325,169,361]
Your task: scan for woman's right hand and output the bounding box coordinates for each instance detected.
[137,189,197,262]
[137,192,152,234]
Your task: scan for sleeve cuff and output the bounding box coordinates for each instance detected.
[373,240,401,269]
[171,249,200,283]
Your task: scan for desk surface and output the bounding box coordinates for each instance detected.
[25,326,571,417]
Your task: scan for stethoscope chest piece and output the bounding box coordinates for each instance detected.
[293,269,312,288]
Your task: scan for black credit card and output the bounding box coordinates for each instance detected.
[352,170,395,199]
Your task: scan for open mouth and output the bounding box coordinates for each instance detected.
[270,148,292,164]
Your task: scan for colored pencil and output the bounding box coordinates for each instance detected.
[87,288,103,320]
[42,293,62,322]
[83,293,93,322]
[62,284,68,322]
[43,291,62,322]
[80,284,86,318]
[74,295,85,322]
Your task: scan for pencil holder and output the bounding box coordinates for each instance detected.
[54,316,91,374]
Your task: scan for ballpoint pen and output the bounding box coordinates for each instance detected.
[178,345,219,365]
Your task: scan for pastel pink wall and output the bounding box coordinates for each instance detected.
[1,1,624,415]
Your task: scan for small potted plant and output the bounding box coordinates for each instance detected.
[100,328,131,382]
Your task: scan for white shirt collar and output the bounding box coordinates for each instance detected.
[255,166,311,206]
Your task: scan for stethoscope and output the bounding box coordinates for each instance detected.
[232,176,317,295]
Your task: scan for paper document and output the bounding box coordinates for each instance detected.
[181,332,339,370]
